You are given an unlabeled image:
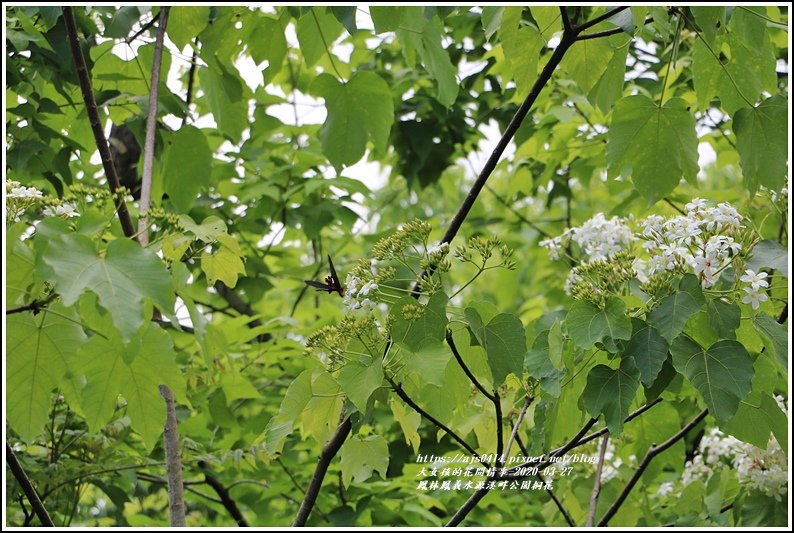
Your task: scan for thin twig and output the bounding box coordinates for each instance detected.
[5,294,56,315]
[201,468,250,527]
[575,6,629,33]
[446,331,494,401]
[292,415,352,526]
[387,377,487,468]
[411,28,579,295]
[6,443,55,527]
[577,16,654,41]
[126,14,158,44]
[576,398,663,447]
[597,409,709,526]
[586,433,610,526]
[537,472,575,526]
[63,7,136,238]
[137,6,169,246]
[503,396,533,461]
[182,36,200,127]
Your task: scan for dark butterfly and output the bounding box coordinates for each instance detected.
[305,255,345,298]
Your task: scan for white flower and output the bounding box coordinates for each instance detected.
[427,241,449,256]
[358,281,378,297]
[741,286,769,310]
[656,482,674,497]
[540,237,563,260]
[43,203,79,218]
[8,185,44,199]
[740,269,769,291]
[685,198,708,214]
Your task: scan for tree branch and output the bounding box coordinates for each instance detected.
[577,16,654,41]
[387,377,487,468]
[159,385,186,527]
[576,398,663,447]
[597,409,709,526]
[63,7,136,239]
[201,468,250,527]
[5,294,56,315]
[292,415,352,526]
[137,6,169,247]
[560,6,573,33]
[575,6,629,33]
[182,36,200,127]
[446,331,494,401]
[586,433,610,526]
[412,28,578,294]
[503,396,533,461]
[6,442,55,527]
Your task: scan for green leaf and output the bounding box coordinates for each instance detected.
[167,6,209,50]
[337,357,384,413]
[706,299,741,340]
[670,336,754,425]
[466,309,526,385]
[734,95,788,193]
[263,370,313,456]
[524,331,564,398]
[7,305,86,442]
[690,7,725,48]
[72,323,183,450]
[587,34,630,113]
[198,57,248,143]
[104,7,140,39]
[400,341,451,388]
[41,234,174,342]
[547,319,564,370]
[562,33,627,95]
[391,399,421,453]
[606,95,699,203]
[249,16,286,83]
[390,292,449,351]
[296,7,344,67]
[565,296,632,350]
[340,434,389,487]
[623,318,669,386]
[647,274,705,342]
[753,313,788,371]
[201,243,246,288]
[219,368,261,403]
[724,392,788,453]
[481,6,504,41]
[6,222,35,306]
[312,71,395,171]
[162,125,212,212]
[581,357,641,435]
[330,6,357,35]
[499,7,543,97]
[746,239,788,278]
[369,6,403,33]
[178,214,228,241]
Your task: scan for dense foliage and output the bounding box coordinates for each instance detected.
[4,5,790,527]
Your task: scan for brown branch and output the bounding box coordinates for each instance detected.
[63,7,136,239]
[575,6,629,33]
[503,396,533,461]
[6,442,55,527]
[137,6,170,247]
[586,433,610,526]
[387,377,487,468]
[411,27,579,295]
[5,294,56,315]
[577,16,654,41]
[576,398,663,447]
[126,13,158,44]
[597,409,709,526]
[182,36,200,127]
[159,385,186,527]
[446,331,494,401]
[292,415,352,526]
[201,469,249,527]
[539,472,576,526]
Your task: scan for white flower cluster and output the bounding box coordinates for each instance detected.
[680,402,788,501]
[759,178,789,203]
[7,180,44,200]
[43,202,79,218]
[344,274,378,312]
[540,213,634,262]
[427,241,450,256]
[739,269,769,310]
[638,199,743,288]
